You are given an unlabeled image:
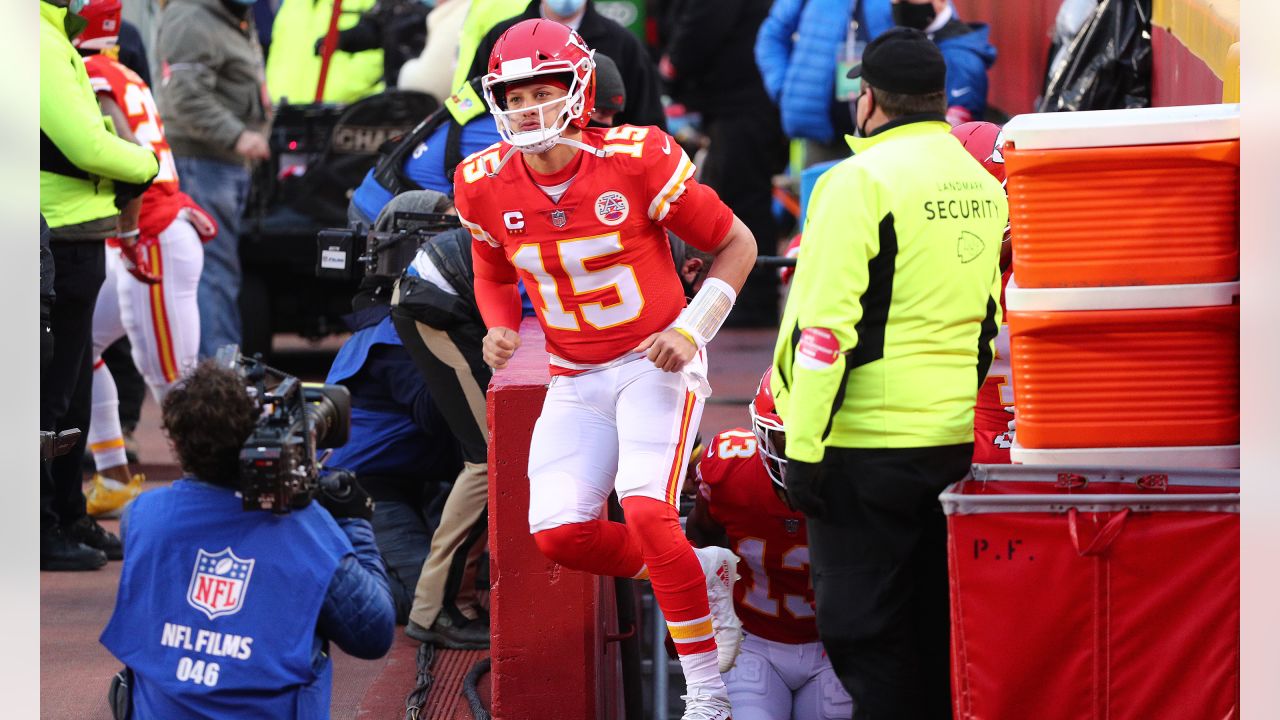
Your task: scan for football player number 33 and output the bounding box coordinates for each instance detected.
[512,232,644,331]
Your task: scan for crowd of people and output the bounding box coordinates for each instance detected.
[40,0,1013,718]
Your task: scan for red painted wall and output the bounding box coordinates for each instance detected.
[952,0,1062,116]
[1151,25,1225,106]
[488,318,623,720]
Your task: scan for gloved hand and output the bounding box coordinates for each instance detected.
[783,458,826,519]
[314,36,326,55]
[318,469,375,521]
[779,234,802,285]
[179,205,218,241]
[117,233,161,284]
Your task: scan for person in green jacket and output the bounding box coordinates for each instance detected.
[266,0,385,104]
[40,0,159,571]
[770,28,1006,720]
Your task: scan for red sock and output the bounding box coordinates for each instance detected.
[532,520,645,578]
[621,496,716,657]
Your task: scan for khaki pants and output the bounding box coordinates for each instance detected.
[391,280,492,626]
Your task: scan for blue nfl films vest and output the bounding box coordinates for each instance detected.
[100,480,353,719]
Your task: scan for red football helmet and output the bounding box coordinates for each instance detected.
[951,121,1007,187]
[749,369,787,489]
[72,0,123,51]
[483,19,596,154]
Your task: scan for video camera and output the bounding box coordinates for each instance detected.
[214,346,353,514]
[315,210,460,283]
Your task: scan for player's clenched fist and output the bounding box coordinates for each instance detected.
[483,327,521,370]
[635,328,697,373]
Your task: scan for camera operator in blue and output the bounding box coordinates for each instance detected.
[100,361,395,719]
[323,190,468,623]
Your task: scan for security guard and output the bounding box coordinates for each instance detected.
[41,0,159,571]
[770,28,1006,720]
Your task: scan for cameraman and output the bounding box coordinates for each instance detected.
[323,191,465,624]
[99,361,395,718]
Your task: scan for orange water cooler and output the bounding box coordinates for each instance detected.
[999,104,1240,468]
[944,105,1243,718]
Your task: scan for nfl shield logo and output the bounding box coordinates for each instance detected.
[551,209,567,228]
[187,548,255,620]
[784,518,800,535]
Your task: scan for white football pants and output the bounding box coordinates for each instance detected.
[526,350,707,533]
[724,632,854,720]
[88,218,203,470]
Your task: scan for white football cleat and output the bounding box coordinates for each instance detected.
[681,692,732,720]
[694,545,743,672]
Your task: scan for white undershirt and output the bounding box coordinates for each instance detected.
[535,177,575,204]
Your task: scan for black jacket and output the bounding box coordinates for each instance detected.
[333,0,428,88]
[468,1,666,130]
[660,0,772,114]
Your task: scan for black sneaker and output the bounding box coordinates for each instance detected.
[64,515,123,560]
[41,527,107,571]
[405,612,490,649]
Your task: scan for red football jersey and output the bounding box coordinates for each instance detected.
[456,125,733,368]
[84,54,197,238]
[697,428,817,645]
[974,268,1014,463]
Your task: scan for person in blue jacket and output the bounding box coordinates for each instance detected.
[889,0,997,125]
[323,192,465,623]
[755,0,895,151]
[100,361,395,719]
[348,78,500,227]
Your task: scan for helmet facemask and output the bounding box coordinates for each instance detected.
[749,401,787,490]
[484,52,595,155]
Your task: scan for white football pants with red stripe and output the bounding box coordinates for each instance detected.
[526,349,706,533]
[725,632,854,720]
[88,218,203,470]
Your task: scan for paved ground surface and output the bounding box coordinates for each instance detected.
[40,328,775,719]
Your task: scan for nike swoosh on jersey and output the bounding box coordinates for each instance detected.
[950,87,972,98]
[662,136,672,155]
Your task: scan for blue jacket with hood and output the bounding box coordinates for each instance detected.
[755,0,894,144]
[934,18,998,121]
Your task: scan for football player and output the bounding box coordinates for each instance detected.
[688,370,854,720]
[952,121,1015,464]
[455,20,758,720]
[74,0,217,518]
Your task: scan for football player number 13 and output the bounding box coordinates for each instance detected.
[737,538,814,619]
[512,232,644,331]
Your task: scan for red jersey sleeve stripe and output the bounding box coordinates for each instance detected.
[648,151,695,222]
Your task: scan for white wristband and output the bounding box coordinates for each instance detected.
[674,277,736,348]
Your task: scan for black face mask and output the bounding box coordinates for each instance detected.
[893,2,937,30]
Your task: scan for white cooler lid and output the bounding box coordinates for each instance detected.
[1002,104,1240,150]
[1009,442,1240,470]
[1004,276,1239,312]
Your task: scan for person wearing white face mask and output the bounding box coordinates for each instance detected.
[465,0,667,130]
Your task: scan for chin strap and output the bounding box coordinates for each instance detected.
[485,135,612,178]
[487,146,521,178]
[555,136,611,158]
